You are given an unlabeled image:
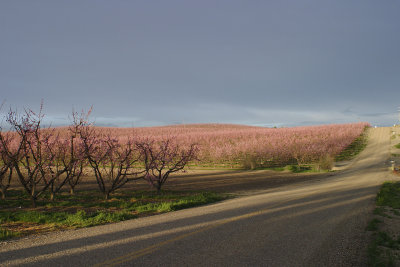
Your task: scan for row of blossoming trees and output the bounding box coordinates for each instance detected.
[90,122,369,168]
[0,104,369,207]
[0,106,198,206]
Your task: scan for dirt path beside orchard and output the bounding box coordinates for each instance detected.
[70,168,329,196]
[139,169,329,195]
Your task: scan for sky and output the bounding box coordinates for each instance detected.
[1,0,399,127]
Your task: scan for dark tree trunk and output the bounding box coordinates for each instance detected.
[0,189,6,200]
[31,197,37,208]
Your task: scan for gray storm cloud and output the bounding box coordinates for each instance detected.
[1,1,399,127]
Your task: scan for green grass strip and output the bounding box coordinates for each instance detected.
[0,228,20,241]
[376,182,400,209]
[335,130,368,161]
[0,190,228,241]
[368,182,400,266]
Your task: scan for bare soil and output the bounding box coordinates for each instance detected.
[76,168,329,195]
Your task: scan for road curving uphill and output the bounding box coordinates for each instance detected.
[0,127,397,266]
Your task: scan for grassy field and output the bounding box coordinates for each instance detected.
[368,182,400,266]
[0,190,228,241]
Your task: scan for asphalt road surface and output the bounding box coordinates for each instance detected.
[0,127,397,266]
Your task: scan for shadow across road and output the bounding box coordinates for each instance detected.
[0,183,381,266]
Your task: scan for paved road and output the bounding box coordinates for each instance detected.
[0,127,397,266]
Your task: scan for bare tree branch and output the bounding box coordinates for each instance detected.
[79,120,143,199]
[137,137,198,193]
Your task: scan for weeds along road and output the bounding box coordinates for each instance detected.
[0,127,397,267]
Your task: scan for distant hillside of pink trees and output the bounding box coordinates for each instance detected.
[59,122,369,168]
[0,104,369,203]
